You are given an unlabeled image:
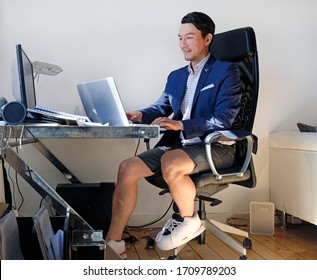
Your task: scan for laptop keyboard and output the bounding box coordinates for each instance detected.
[28,105,91,124]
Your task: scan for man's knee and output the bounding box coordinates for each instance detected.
[118,157,137,176]
[161,151,188,182]
[161,150,195,182]
[118,156,153,179]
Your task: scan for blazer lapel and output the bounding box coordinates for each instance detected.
[192,56,216,108]
[173,69,189,119]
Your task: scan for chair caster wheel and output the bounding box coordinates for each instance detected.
[167,255,177,260]
[239,255,248,260]
[243,238,252,249]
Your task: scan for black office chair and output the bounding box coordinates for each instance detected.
[145,27,259,260]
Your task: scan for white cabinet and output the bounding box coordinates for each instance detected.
[269,131,317,225]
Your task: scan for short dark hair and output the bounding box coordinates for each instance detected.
[181,12,215,37]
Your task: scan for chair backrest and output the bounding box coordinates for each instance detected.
[210,27,259,188]
[210,27,259,133]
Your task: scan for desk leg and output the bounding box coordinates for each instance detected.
[8,139,81,183]
[32,141,81,183]
[280,211,287,229]
[3,146,91,230]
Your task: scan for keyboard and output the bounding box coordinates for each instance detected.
[28,105,91,125]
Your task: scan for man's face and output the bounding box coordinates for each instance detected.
[178,23,212,66]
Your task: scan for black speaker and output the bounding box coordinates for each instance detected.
[56,182,114,236]
[1,101,27,125]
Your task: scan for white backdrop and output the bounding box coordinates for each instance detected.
[1,0,317,223]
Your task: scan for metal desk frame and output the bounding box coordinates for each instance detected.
[1,124,159,253]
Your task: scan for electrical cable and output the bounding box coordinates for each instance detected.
[134,138,141,156]
[16,172,24,211]
[127,198,174,229]
[6,165,17,210]
[1,126,15,211]
[0,125,12,151]
[19,124,25,149]
[226,216,249,227]
[5,128,32,212]
[12,140,25,211]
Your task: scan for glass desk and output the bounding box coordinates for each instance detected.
[0,123,160,259]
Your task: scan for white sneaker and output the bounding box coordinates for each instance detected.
[155,213,205,251]
[107,240,127,259]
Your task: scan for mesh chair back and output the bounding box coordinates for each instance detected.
[210,27,259,133]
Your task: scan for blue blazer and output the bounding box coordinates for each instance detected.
[140,55,241,147]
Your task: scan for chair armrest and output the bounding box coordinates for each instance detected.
[204,130,256,180]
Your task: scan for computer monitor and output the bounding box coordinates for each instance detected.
[15,44,36,109]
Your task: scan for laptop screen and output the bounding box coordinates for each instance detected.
[77,77,130,126]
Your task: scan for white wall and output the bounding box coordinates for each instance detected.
[1,0,317,224]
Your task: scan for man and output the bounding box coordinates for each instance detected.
[106,11,241,259]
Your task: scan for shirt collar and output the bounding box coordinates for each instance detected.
[188,53,211,74]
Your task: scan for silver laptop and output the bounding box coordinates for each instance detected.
[77,77,130,126]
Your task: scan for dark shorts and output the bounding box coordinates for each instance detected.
[137,142,235,176]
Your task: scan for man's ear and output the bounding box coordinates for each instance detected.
[205,33,213,46]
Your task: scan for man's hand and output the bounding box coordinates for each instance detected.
[126,111,142,123]
[152,117,184,130]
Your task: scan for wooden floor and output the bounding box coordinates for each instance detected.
[124,222,317,260]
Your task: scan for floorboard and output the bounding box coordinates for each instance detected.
[124,223,317,260]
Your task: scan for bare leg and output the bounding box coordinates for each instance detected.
[106,156,153,241]
[161,149,196,218]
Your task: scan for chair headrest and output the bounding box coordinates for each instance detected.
[210,27,257,62]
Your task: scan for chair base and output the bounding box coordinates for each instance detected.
[170,218,252,260]
[203,218,251,259]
